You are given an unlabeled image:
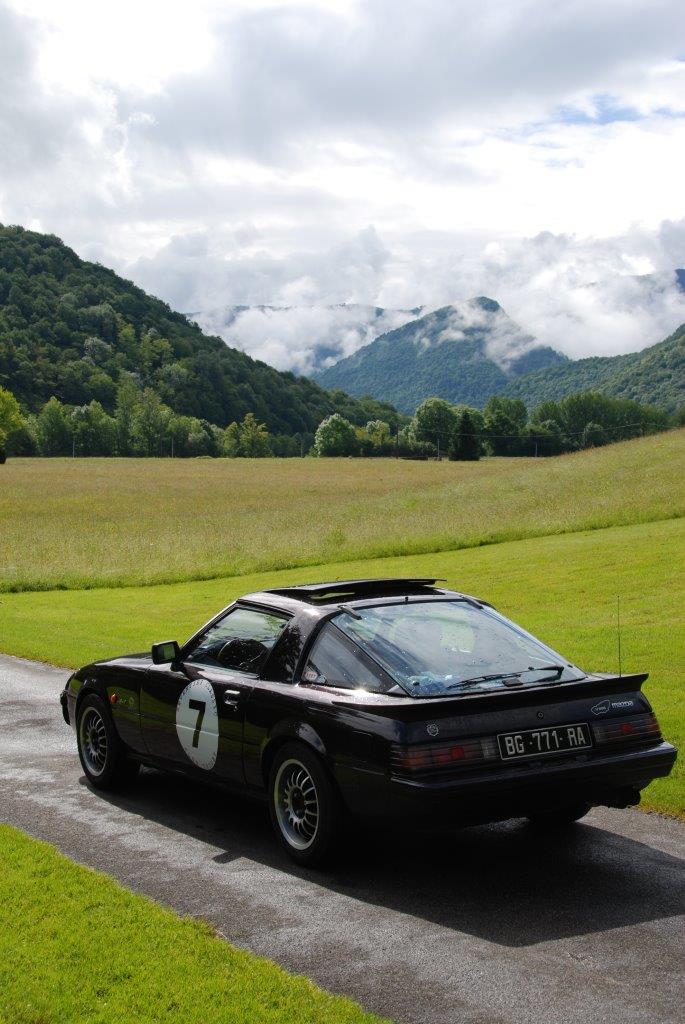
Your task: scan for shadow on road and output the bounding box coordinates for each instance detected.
[88,767,684,948]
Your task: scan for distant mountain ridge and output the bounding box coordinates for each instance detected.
[193,268,685,382]
[314,297,567,413]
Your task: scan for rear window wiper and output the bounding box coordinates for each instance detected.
[444,671,522,690]
[445,665,567,691]
[520,664,566,682]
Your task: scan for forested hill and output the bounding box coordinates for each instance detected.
[503,324,685,412]
[0,225,400,434]
[314,299,566,413]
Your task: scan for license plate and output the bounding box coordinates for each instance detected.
[498,722,592,760]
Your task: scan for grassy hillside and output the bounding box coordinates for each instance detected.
[0,826,386,1024]
[504,324,685,412]
[0,224,399,435]
[1,429,683,592]
[2,518,682,815]
[315,299,565,413]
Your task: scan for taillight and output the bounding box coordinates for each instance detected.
[391,737,498,775]
[592,712,661,745]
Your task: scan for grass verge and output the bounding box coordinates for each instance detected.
[1,430,683,592]
[1,517,682,816]
[0,824,387,1024]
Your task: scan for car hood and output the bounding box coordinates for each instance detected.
[77,652,152,675]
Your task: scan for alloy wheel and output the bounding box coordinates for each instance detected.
[274,758,320,850]
[79,706,108,776]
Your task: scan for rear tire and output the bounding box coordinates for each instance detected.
[76,694,140,791]
[268,742,341,867]
[527,802,591,828]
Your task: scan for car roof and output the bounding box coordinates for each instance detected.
[239,578,486,615]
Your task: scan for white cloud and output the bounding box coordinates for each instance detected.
[432,300,540,371]
[141,223,685,370]
[372,226,685,358]
[1,0,685,371]
[196,302,418,374]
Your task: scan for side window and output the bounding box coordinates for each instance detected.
[302,624,392,693]
[186,607,288,674]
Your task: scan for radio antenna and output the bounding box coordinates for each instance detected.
[617,595,622,677]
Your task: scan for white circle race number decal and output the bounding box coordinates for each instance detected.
[175,678,219,770]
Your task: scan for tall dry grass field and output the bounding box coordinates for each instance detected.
[1,429,683,592]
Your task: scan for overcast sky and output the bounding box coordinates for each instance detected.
[2,0,685,371]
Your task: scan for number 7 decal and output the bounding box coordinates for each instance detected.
[188,699,206,748]
[176,679,219,770]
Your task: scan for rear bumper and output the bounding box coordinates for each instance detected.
[339,741,677,823]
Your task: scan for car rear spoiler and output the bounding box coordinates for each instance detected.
[330,672,650,718]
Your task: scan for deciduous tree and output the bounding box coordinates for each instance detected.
[239,412,271,457]
[314,414,357,456]
[36,397,72,456]
[413,398,459,455]
[131,389,171,456]
[0,386,24,457]
[483,396,528,456]
[115,375,140,456]
[71,402,117,456]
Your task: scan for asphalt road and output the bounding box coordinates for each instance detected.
[1,652,683,1024]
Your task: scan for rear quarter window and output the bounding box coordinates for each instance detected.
[302,624,392,693]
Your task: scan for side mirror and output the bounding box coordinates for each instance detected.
[151,640,180,664]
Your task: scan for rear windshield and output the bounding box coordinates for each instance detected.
[333,600,585,697]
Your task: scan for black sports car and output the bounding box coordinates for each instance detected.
[60,578,676,865]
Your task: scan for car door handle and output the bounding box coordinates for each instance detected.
[223,689,242,708]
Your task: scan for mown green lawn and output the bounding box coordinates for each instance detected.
[0,825,387,1024]
[1,430,683,592]
[2,517,682,815]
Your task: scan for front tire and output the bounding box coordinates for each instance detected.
[527,802,591,828]
[77,694,139,791]
[268,743,340,866]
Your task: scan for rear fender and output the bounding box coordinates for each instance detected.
[260,720,329,786]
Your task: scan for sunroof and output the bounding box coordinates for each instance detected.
[266,578,444,604]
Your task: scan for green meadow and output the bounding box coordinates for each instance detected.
[1,428,683,592]
[0,825,387,1024]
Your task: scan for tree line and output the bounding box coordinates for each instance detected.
[1,384,681,462]
[312,393,681,459]
[0,381,312,459]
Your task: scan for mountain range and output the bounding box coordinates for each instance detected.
[314,297,685,414]
[314,298,567,412]
[2,224,683,431]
